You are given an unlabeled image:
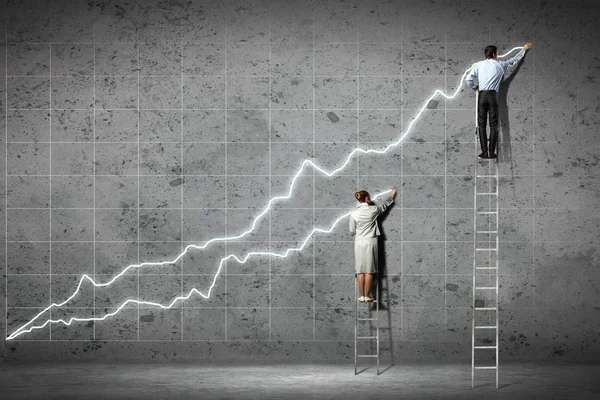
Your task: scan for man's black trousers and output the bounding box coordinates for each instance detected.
[477,90,498,153]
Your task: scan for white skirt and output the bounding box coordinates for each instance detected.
[354,237,378,274]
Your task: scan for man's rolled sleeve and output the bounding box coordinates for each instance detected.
[466,64,478,90]
[500,48,526,72]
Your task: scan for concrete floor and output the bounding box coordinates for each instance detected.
[1,362,599,399]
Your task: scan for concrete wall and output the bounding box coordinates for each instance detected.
[1,0,599,362]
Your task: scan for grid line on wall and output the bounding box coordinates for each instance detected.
[9,140,560,145]
[4,7,8,341]
[4,174,571,178]
[444,7,448,341]
[14,206,577,211]
[48,15,52,341]
[9,305,460,311]
[10,273,510,277]
[312,8,316,341]
[136,16,141,342]
[399,7,404,342]
[268,14,272,341]
[356,11,360,192]
[575,7,581,325]
[6,72,573,78]
[92,4,97,341]
[16,206,579,210]
[0,339,357,342]
[531,23,536,338]
[4,108,567,112]
[5,239,566,244]
[224,26,228,341]
[180,15,185,341]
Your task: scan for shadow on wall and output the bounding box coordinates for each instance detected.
[498,57,526,166]
[498,56,527,202]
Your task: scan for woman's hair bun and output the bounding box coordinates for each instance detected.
[354,190,370,203]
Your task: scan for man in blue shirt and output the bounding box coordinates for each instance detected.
[466,43,532,159]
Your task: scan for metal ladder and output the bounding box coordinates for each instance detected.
[471,152,500,388]
[354,277,380,375]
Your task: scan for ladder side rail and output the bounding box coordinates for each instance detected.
[376,278,380,375]
[472,88,479,388]
[495,161,500,388]
[471,158,478,389]
[355,277,358,375]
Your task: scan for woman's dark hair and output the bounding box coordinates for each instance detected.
[484,45,498,59]
[355,190,370,203]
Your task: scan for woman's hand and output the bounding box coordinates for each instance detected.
[390,187,396,198]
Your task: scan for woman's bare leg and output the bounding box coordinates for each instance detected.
[357,273,365,297]
[365,273,373,298]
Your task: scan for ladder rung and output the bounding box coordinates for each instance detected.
[475,267,497,270]
[474,346,497,349]
[474,366,497,370]
[357,336,377,339]
[357,355,378,358]
[476,231,498,234]
[475,326,497,329]
[357,300,378,303]
[477,211,497,214]
[476,175,498,178]
[476,192,498,195]
[475,307,497,310]
[475,248,498,251]
[475,287,496,290]
[357,318,377,321]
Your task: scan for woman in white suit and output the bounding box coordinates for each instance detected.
[349,188,396,302]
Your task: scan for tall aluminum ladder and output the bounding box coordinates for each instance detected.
[354,277,379,375]
[471,91,500,388]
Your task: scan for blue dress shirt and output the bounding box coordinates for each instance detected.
[465,48,526,91]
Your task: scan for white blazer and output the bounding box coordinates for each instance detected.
[349,196,394,239]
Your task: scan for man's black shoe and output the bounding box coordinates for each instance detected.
[478,152,488,159]
[488,152,497,159]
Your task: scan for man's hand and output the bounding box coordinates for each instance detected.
[390,187,396,198]
[523,42,532,51]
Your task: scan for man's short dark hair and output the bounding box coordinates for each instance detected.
[484,45,498,59]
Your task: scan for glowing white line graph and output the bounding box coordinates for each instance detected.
[6,47,523,340]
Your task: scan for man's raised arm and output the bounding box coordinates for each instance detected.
[500,42,532,72]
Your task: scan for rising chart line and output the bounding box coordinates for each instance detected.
[6,47,523,340]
